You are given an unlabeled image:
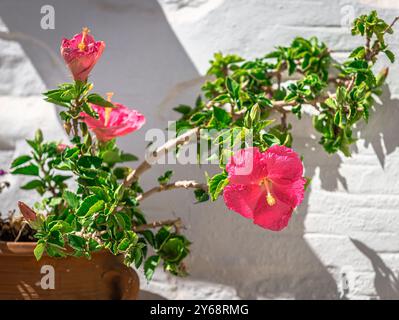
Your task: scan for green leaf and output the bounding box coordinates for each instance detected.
[115,212,131,230]
[117,238,131,252]
[81,102,99,119]
[250,104,261,123]
[77,156,102,169]
[160,237,186,263]
[114,184,125,202]
[155,227,171,250]
[262,133,280,146]
[194,189,210,203]
[336,87,346,104]
[11,155,32,168]
[158,170,173,185]
[34,242,46,261]
[324,97,337,110]
[215,106,232,124]
[207,172,229,201]
[102,151,121,164]
[226,77,240,99]
[384,50,395,63]
[141,230,155,247]
[67,234,86,250]
[349,46,366,59]
[173,105,192,115]
[89,238,102,251]
[76,195,104,217]
[49,197,63,207]
[20,179,45,190]
[120,153,138,162]
[11,164,39,176]
[144,255,161,280]
[86,93,115,108]
[87,186,110,202]
[133,248,143,269]
[63,190,80,209]
[103,151,138,165]
[53,175,72,184]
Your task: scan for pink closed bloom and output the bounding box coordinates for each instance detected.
[61,27,105,82]
[223,146,306,231]
[81,103,146,142]
[56,143,69,153]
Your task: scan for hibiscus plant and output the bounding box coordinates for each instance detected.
[11,11,397,280]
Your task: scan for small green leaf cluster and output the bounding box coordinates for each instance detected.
[144,226,190,280]
[11,130,71,213]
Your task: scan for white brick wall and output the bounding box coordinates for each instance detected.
[1,0,399,299]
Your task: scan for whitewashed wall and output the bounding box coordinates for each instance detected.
[1,0,399,299]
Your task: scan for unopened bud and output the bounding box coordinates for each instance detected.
[35,129,43,143]
[64,122,72,135]
[376,67,389,86]
[18,201,37,221]
[56,143,68,153]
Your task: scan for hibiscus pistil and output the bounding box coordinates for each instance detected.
[260,178,276,206]
[104,92,114,126]
[78,27,90,51]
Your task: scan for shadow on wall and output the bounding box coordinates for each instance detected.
[2,0,399,300]
[351,238,399,299]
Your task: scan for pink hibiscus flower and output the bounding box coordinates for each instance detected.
[223,146,306,231]
[61,27,105,82]
[81,100,146,142]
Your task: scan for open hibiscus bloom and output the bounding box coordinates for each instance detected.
[223,146,306,231]
[81,98,145,142]
[61,27,105,82]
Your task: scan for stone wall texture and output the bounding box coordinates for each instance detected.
[1,0,399,299]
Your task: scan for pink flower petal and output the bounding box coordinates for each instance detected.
[263,145,304,185]
[253,197,293,231]
[81,103,145,142]
[272,177,306,207]
[223,183,264,219]
[226,147,268,185]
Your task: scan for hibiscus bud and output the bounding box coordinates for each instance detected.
[64,122,72,135]
[56,143,68,153]
[18,201,37,221]
[60,27,105,82]
[376,67,389,87]
[35,129,43,143]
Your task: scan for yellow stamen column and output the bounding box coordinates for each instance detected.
[78,27,90,51]
[104,92,114,126]
[261,178,276,206]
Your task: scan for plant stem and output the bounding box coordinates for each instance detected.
[133,218,182,232]
[136,180,207,202]
[123,127,200,187]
